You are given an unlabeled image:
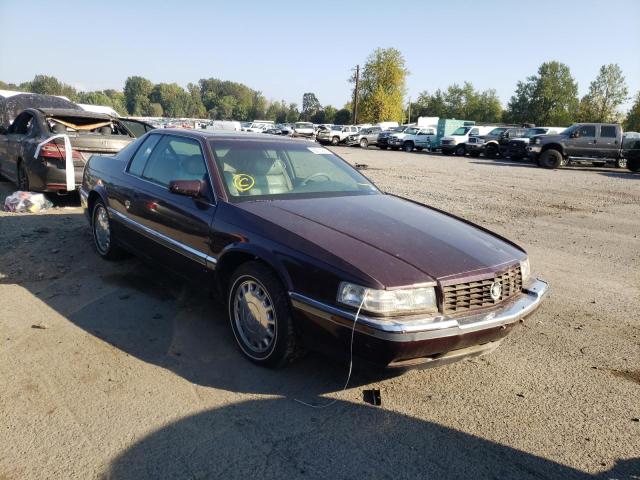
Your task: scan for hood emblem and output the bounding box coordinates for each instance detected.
[490,281,502,301]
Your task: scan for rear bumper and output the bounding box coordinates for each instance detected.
[290,278,548,369]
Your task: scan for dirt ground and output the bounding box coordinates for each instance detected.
[0,148,639,479]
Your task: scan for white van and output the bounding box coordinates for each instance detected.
[440,125,498,155]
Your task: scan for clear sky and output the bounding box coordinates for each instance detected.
[1,0,639,110]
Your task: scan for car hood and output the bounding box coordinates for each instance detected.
[233,194,526,288]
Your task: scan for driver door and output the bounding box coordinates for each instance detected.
[568,125,596,157]
[121,134,217,279]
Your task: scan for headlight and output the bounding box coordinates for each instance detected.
[337,282,438,315]
[520,258,531,283]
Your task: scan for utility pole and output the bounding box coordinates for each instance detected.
[407,97,412,124]
[352,64,360,125]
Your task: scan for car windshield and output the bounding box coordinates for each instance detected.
[452,127,471,135]
[391,126,406,132]
[404,127,419,135]
[210,140,379,201]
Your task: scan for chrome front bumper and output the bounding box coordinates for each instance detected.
[290,278,549,342]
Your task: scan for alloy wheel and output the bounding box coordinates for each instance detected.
[233,278,276,354]
[93,205,111,255]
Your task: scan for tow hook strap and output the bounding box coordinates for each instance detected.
[34,134,75,190]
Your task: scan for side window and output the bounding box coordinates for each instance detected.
[470,128,479,136]
[142,136,208,187]
[128,134,162,176]
[578,125,596,137]
[600,125,617,138]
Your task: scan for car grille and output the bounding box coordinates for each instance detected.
[441,265,522,314]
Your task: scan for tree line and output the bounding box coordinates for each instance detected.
[2,52,639,131]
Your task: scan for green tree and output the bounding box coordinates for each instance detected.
[124,76,154,115]
[334,108,351,125]
[145,102,163,117]
[149,83,191,117]
[186,83,206,118]
[301,93,321,121]
[506,61,578,126]
[27,74,77,99]
[285,103,299,123]
[624,91,640,132]
[578,64,628,123]
[357,48,408,123]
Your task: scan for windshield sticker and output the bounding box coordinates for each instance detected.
[307,147,332,155]
[233,174,255,192]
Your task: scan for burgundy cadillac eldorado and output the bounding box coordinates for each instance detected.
[80,130,548,369]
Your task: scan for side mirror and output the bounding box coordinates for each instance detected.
[169,179,202,198]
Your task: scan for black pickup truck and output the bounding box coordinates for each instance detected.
[528,123,633,169]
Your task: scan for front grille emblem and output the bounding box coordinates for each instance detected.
[490,281,502,301]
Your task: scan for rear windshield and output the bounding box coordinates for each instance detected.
[209,140,379,201]
[46,116,131,136]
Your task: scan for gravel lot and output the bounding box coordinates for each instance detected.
[1,148,639,479]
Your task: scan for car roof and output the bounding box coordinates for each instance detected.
[158,128,317,144]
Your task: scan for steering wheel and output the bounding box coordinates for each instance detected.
[301,172,331,186]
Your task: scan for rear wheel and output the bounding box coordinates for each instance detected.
[17,161,29,191]
[404,142,414,152]
[360,138,369,148]
[538,149,563,169]
[455,145,466,156]
[227,261,299,367]
[615,158,627,169]
[92,200,125,260]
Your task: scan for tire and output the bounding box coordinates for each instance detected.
[485,144,499,159]
[360,138,369,148]
[538,149,563,169]
[455,145,466,156]
[227,261,299,367]
[17,160,29,191]
[331,136,340,146]
[91,200,125,260]
[627,158,640,172]
[404,142,414,152]
[615,158,627,169]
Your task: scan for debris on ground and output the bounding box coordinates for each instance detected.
[4,191,53,213]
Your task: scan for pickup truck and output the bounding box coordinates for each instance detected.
[440,125,497,156]
[388,126,437,152]
[505,127,565,160]
[466,127,527,158]
[316,125,359,145]
[528,123,630,169]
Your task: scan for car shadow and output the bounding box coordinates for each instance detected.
[469,158,539,169]
[103,398,639,480]
[0,211,400,399]
[598,171,639,180]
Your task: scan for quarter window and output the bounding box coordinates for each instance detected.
[600,126,617,138]
[142,136,208,187]
[128,134,161,176]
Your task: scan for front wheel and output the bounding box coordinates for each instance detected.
[455,145,466,156]
[538,149,563,169]
[227,262,298,367]
[404,142,414,152]
[360,138,369,148]
[484,144,498,158]
[331,136,340,146]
